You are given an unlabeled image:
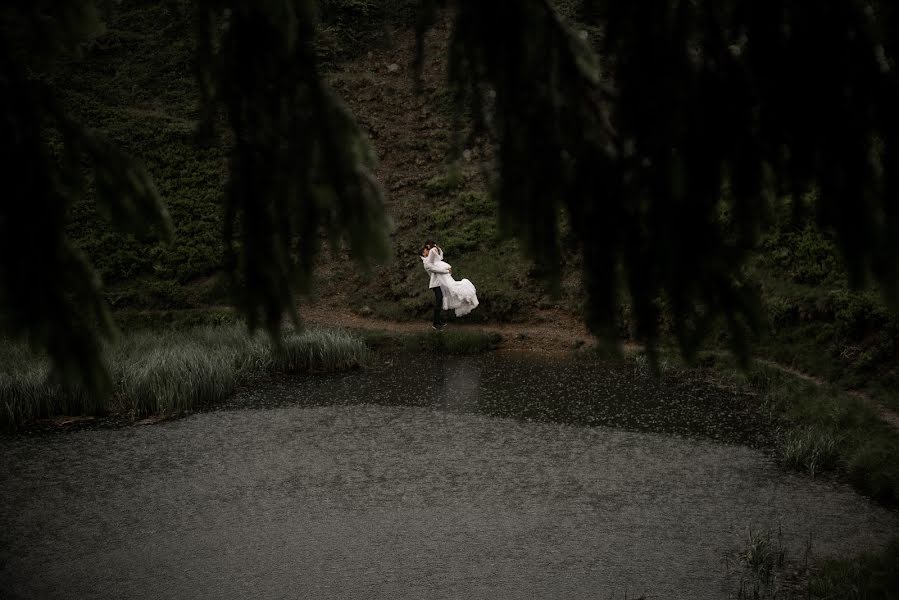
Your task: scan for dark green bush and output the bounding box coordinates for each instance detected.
[760,223,843,286]
[424,170,464,197]
[808,539,899,599]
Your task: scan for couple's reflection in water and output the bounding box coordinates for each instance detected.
[433,358,483,413]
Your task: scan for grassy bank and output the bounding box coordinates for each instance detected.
[617,346,899,598]
[688,355,899,599]
[359,328,502,355]
[685,352,899,597]
[731,527,899,599]
[656,348,899,506]
[0,324,369,429]
[736,364,899,504]
[0,318,503,429]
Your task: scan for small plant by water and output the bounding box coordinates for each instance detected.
[735,526,789,598]
[727,525,820,599]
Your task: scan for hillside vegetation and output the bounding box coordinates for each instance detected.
[55,1,897,404]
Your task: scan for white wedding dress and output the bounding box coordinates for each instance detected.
[423,248,479,317]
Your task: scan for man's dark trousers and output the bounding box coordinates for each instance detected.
[432,286,444,327]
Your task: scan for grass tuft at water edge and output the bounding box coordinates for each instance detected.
[0,324,369,429]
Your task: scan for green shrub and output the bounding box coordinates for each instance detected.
[441,218,499,254]
[424,169,464,197]
[808,539,899,599]
[759,223,843,286]
[846,442,899,503]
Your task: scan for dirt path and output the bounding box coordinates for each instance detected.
[301,303,597,355]
[753,358,899,431]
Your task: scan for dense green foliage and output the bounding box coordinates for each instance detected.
[753,213,898,408]
[56,4,228,310]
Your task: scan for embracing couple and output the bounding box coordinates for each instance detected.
[420,239,479,330]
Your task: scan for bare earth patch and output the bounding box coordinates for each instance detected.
[301,301,596,355]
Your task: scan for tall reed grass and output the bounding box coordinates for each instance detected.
[0,325,369,429]
[734,526,789,598]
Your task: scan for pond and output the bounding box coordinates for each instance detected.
[222,353,773,447]
[1,354,896,599]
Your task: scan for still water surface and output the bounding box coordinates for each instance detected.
[1,354,896,599]
[222,353,772,446]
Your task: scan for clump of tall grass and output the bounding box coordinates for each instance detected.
[781,426,841,477]
[0,364,91,427]
[117,341,240,416]
[0,324,369,429]
[740,527,787,590]
[261,328,371,372]
[728,526,810,599]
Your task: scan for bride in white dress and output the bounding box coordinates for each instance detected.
[421,245,479,317]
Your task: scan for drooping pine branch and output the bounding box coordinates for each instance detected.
[0,2,171,397]
[420,0,899,361]
[196,0,391,337]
